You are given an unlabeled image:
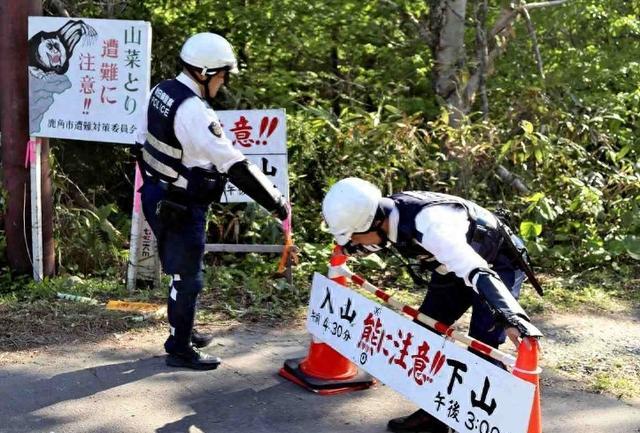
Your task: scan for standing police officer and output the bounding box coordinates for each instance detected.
[138,33,288,370]
[322,178,541,433]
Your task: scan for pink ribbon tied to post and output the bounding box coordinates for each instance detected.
[282,202,292,235]
[133,163,144,214]
[24,138,38,168]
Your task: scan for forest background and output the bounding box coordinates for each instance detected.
[0,0,638,324]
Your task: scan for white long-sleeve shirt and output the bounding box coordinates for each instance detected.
[136,73,246,173]
[387,203,489,286]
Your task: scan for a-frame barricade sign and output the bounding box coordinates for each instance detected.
[305,272,537,433]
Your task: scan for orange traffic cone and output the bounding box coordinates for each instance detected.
[279,247,375,395]
[512,338,542,433]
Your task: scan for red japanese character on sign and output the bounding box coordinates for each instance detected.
[230,116,254,147]
[357,312,385,356]
[79,75,95,115]
[100,63,119,81]
[408,341,431,385]
[79,75,95,94]
[383,329,413,369]
[79,53,96,71]
[257,116,279,145]
[101,86,117,104]
[101,39,119,58]
[428,350,447,382]
[82,98,92,115]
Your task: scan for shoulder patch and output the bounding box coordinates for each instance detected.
[208,121,223,138]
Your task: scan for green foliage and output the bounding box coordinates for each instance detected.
[491,0,640,269]
[54,202,129,276]
[519,264,640,316]
[17,0,636,315]
[0,273,127,301]
[202,252,308,319]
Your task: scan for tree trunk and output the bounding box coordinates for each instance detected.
[0,0,54,276]
[1,1,32,273]
[429,0,468,125]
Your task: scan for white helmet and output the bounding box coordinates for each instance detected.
[180,32,239,74]
[322,178,382,245]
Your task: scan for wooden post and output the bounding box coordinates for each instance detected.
[0,0,32,273]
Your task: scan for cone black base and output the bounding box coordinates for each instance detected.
[279,357,375,395]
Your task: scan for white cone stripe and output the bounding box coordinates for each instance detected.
[170,287,177,301]
[170,326,176,336]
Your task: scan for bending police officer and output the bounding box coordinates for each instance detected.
[322,178,541,433]
[138,33,288,370]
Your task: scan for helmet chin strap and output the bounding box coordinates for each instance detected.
[370,197,393,246]
[343,218,390,255]
[182,61,221,103]
[187,68,215,102]
[341,197,395,256]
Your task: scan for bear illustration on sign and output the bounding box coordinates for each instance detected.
[29,20,97,77]
[28,20,97,134]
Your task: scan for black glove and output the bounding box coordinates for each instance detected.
[471,268,543,337]
[227,159,288,220]
[274,201,289,221]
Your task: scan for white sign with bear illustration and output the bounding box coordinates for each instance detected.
[28,17,151,144]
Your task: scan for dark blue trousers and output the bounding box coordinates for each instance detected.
[418,251,525,365]
[140,181,208,353]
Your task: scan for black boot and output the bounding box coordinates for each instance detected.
[387,409,449,433]
[191,329,214,348]
[166,345,221,370]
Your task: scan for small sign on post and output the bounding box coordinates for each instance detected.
[307,273,535,433]
[219,109,289,203]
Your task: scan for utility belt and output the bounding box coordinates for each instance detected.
[185,166,228,205]
[143,166,227,228]
[142,166,227,207]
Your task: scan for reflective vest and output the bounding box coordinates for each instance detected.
[141,79,197,191]
[391,192,504,269]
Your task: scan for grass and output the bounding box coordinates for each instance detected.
[0,274,168,352]
[552,353,640,400]
[518,267,640,400]
[0,298,151,351]
[592,366,640,400]
[519,266,640,314]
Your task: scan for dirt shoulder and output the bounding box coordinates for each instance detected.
[535,308,640,403]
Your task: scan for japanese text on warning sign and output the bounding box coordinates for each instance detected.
[217,109,288,203]
[307,273,535,433]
